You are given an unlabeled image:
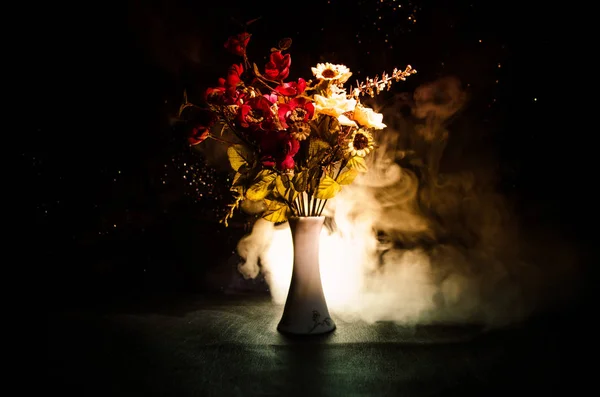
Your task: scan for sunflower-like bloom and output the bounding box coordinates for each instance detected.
[346,128,375,157]
[311,63,353,84]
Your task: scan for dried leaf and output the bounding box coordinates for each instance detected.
[252,63,263,77]
[278,38,292,50]
[245,16,262,26]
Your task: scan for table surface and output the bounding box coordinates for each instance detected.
[47,293,588,397]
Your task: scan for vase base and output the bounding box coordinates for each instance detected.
[277,320,336,336]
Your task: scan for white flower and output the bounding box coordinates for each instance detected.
[329,84,347,95]
[353,104,386,129]
[337,114,357,127]
[313,92,358,127]
[311,63,353,84]
[313,92,357,118]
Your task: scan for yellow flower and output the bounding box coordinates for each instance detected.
[346,128,375,157]
[289,121,311,141]
[311,63,353,84]
[353,104,386,129]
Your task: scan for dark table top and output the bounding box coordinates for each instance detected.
[47,293,589,396]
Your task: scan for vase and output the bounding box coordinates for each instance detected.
[277,216,336,335]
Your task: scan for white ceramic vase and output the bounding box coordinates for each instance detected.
[277,216,336,335]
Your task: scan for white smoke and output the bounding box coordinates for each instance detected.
[236,76,581,328]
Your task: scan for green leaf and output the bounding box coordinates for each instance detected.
[336,169,359,185]
[308,138,331,167]
[246,170,277,201]
[292,170,308,192]
[315,176,342,199]
[232,170,252,189]
[311,115,340,146]
[227,144,254,172]
[325,114,341,134]
[309,138,331,157]
[347,156,368,173]
[262,199,290,223]
[275,175,298,203]
[275,175,287,195]
[232,172,243,186]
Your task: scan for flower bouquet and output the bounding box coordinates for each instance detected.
[180,31,417,226]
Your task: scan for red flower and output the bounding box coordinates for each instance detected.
[187,109,216,145]
[204,65,244,105]
[224,33,251,57]
[204,64,244,104]
[237,96,274,130]
[264,51,291,81]
[234,91,250,106]
[225,64,244,96]
[275,78,306,96]
[188,126,210,146]
[260,130,300,170]
[204,78,226,103]
[278,97,315,129]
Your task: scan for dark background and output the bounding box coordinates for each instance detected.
[29,0,590,309]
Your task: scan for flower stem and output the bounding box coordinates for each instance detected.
[298,192,305,216]
[318,199,327,216]
[220,115,256,150]
[254,76,278,93]
[208,135,236,145]
[300,192,306,216]
[304,192,308,216]
[318,159,348,216]
[303,192,308,216]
